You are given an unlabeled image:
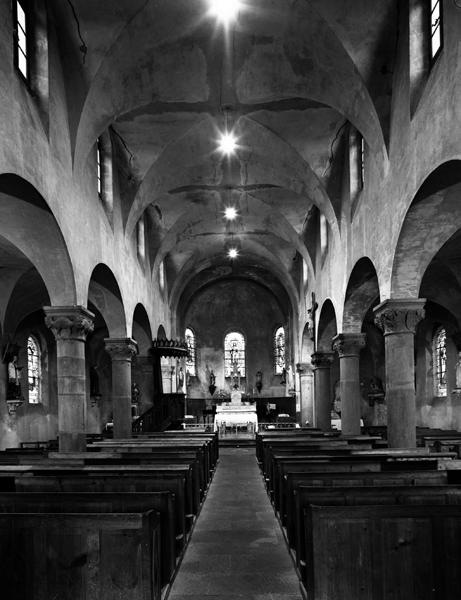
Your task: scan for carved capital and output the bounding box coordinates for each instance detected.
[44,306,94,341]
[311,352,334,369]
[332,333,366,357]
[374,299,426,336]
[296,362,313,374]
[105,338,138,361]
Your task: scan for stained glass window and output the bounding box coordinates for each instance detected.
[433,327,447,396]
[185,327,196,376]
[274,326,285,374]
[224,332,245,377]
[96,138,103,198]
[27,335,41,404]
[430,0,442,61]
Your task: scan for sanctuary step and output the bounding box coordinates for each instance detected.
[166,447,302,600]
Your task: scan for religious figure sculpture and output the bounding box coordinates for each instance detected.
[7,355,22,400]
[456,352,461,389]
[177,366,184,392]
[286,364,295,393]
[230,384,242,404]
[209,369,216,396]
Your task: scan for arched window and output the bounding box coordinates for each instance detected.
[274,326,285,374]
[185,327,196,376]
[224,332,245,377]
[27,335,41,403]
[159,260,165,292]
[433,327,447,396]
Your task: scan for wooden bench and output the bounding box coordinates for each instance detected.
[0,491,176,588]
[13,469,190,549]
[304,504,461,600]
[292,484,461,580]
[0,511,161,600]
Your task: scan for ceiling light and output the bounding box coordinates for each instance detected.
[228,247,239,259]
[217,130,237,156]
[224,206,238,220]
[208,0,242,25]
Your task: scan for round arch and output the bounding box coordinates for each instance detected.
[391,161,461,298]
[87,264,127,338]
[343,257,381,332]
[0,174,76,305]
[132,303,152,354]
[317,299,338,352]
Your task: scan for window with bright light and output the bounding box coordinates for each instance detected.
[137,217,145,262]
[433,326,447,396]
[27,335,41,404]
[96,138,103,199]
[159,261,165,291]
[320,214,328,257]
[303,258,308,285]
[359,134,365,190]
[14,0,29,80]
[429,0,443,61]
[224,332,246,377]
[274,326,286,375]
[185,327,196,376]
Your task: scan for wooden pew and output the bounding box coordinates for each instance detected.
[304,504,461,600]
[0,511,161,600]
[0,491,176,588]
[292,483,461,579]
[13,469,190,548]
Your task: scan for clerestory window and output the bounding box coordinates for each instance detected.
[429,0,443,62]
[14,0,30,80]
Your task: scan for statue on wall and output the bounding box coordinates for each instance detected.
[456,351,461,389]
[177,366,184,392]
[209,369,216,397]
[255,370,263,394]
[7,354,23,400]
[286,364,295,393]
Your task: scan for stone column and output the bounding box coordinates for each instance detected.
[374,299,425,448]
[105,338,138,439]
[332,333,367,436]
[44,306,94,453]
[296,362,314,426]
[311,352,334,430]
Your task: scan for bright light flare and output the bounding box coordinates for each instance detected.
[217,130,238,156]
[224,206,238,220]
[208,0,242,25]
[228,247,239,259]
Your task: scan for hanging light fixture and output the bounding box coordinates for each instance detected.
[208,0,242,25]
[217,130,238,156]
[224,206,238,220]
[227,247,239,259]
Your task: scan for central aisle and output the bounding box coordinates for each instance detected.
[167,447,303,600]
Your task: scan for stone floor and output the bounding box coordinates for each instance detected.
[167,447,303,600]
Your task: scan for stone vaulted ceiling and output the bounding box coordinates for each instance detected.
[52,0,397,313]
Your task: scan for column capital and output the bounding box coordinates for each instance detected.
[374,299,426,336]
[44,306,94,341]
[296,362,313,374]
[332,333,367,357]
[311,351,335,369]
[104,338,138,360]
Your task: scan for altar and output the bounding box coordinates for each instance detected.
[214,402,258,433]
